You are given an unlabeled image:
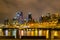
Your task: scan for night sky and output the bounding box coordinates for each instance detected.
[0,0,60,23]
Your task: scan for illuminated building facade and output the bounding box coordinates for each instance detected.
[16,11,24,24]
[28,12,32,22]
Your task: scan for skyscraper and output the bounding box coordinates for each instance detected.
[15,11,24,24]
[28,12,32,22]
[27,12,35,23]
[39,16,43,22]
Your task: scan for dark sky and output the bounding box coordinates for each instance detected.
[0,0,60,23]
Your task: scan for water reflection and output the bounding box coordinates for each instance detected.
[0,28,59,39]
[20,28,60,39]
[0,29,3,36]
[20,29,48,37]
[27,29,31,36]
[51,31,59,38]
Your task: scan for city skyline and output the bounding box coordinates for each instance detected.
[0,0,60,23]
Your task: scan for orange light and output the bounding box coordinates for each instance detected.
[30,24,34,26]
[21,30,24,36]
[29,23,34,27]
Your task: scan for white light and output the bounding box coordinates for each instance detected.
[39,30,42,36]
[5,30,8,36]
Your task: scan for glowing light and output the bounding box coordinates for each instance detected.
[21,30,24,36]
[46,30,49,38]
[39,30,42,36]
[35,29,38,36]
[27,31,31,36]
[54,31,58,36]
[5,30,8,36]
[29,23,34,27]
[31,31,34,36]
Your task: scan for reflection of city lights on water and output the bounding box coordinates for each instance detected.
[54,31,58,36]
[27,31,31,36]
[0,29,3,36]
[31,31,34,36]
[19,30,21,38]
[46,30,49,38]
[35,29,38,36]
[39,30,42,36]
[21,30,24,36]
[24,30,27,36]
[5,30,8,36]
[12,29,17,38]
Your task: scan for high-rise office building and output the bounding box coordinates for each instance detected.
[27,12,32,22]
[39,16,43,22]
[16,11,24,24]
